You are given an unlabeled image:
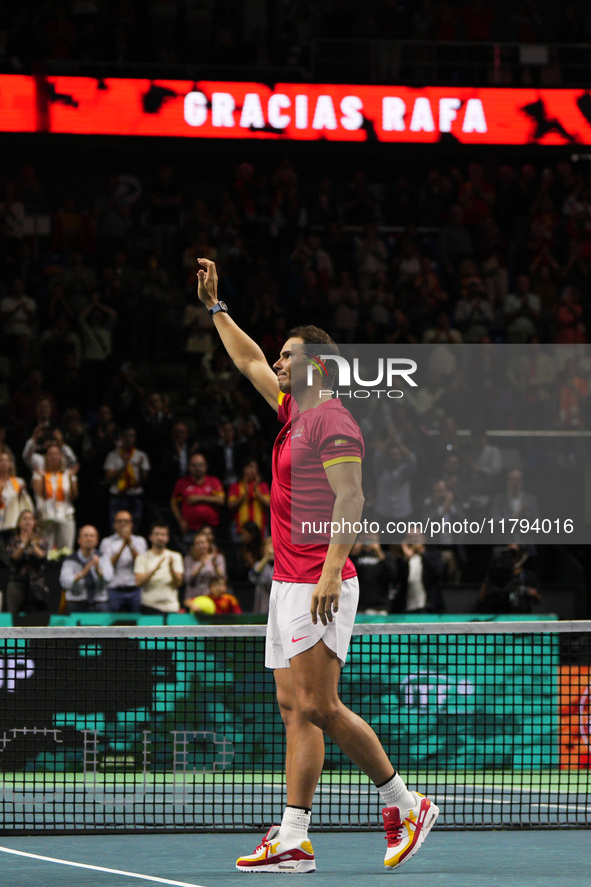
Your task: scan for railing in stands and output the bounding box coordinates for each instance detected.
[310,39,591,86]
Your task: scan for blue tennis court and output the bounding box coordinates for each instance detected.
[1,830,591,886]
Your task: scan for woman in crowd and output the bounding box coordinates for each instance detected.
[183,531,227,607]
[248,535,274,614]
[230,520,263,581]
[32,443,78,552]
[0,451,32,536]
[5,510,49,617]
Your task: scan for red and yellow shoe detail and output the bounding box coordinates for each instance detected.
[236,828,316,872]
[383,794,439,870]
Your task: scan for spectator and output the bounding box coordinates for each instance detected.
[6,371,56,432]
[140,391,172,461]
[78,294,118,398]
[227,459,270,540]
[190,575,242,616]
[372,433,417,523]
[249,536,274,614]
[476,544,540,614]
[134,522,183,615]
[56,252,97,314]
[199,524,221,555]
[23,425,78,475]
[24,391,56,434]
[59,525,114,615]
[350,536,396,613]
[32,443,77,553]
[392,536,445,613]
[99,510,148,613]
[557,358,589,428]
[553,287,587,344]
[458,163,495,228]
[454,279,495,342]
[39,313,81,374]
[233,520,263,581]
[150,164,183,263]
[466,430,503,504]
[183,531,227,607]
[154,420,192,505]
[0,451,32,534]
[104,427,150,529]
[171,452,225,543]
[328,270,359,343]
[490,469,540,542]
[439,205,473,278]
[5,510,48,618]
[93,175,132,256]
[83,403,119,474]
[23,394,58,445]
[61,408,87,462]
[503,274,541,343]
[0,278,36,355]
[206,421,248,486]
[422,479,466,544]
[441,454,471,510]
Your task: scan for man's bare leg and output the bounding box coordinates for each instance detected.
[275,667,324,809]
[288,640,394,784]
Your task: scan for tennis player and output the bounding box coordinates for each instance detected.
[196,258,439,873]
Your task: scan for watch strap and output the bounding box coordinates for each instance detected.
[208,302,228,317]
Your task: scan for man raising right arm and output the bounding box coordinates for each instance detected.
[196,260,280,411]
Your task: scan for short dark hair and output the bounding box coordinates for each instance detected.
[288,325,337,349]
[289,325,340,386]
[150,522,169,534]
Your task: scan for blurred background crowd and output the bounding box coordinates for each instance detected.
[1,139,591,621]
[2,1,591,75]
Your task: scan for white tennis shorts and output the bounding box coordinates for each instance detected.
[265,576,359,670]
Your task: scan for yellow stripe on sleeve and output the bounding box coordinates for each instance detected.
[322,456,362,469]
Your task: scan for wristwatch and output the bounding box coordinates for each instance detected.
[208,301,228,317]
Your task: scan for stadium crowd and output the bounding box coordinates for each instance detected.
[1,1,588,73]
[0,151,590,618]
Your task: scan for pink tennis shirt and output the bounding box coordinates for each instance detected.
[270,391,364,583]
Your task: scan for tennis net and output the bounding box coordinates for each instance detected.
[0,622,589,834]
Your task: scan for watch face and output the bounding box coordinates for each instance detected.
[218,301,227,311]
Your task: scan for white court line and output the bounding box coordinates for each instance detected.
[0,846,207,887]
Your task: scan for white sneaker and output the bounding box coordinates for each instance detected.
[236,826,316,874]
[383,792,439,870]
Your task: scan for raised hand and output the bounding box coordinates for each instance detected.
[197,258,218,308]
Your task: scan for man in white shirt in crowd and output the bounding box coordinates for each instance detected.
[99,510,147,612]
[59,525,113,614]
[392,534,445,614]
[373,432,417,523]
[104,427,150,530]
[134,523,183,615]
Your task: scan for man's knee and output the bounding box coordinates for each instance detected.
[298,696,340,732]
